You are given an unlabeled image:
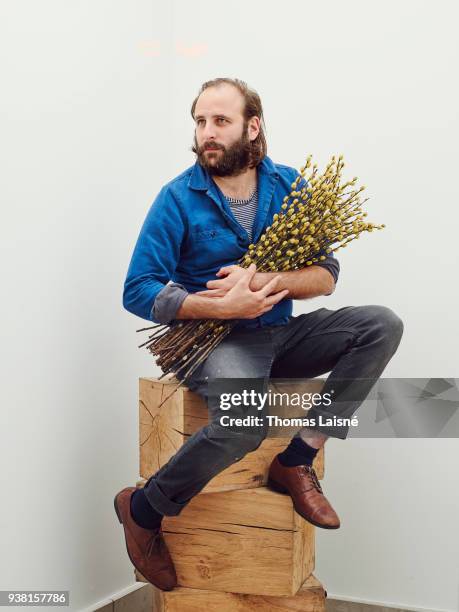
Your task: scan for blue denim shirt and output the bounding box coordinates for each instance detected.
[122,155,339,329]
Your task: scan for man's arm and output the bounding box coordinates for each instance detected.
[122,186,187,322]
[249,265,335,299]
[250,248,339,297]
[175,294,228,319]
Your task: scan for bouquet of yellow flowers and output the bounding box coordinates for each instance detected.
[137,154,384,398]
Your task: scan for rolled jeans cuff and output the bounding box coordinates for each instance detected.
[305,404,353,440]
[143,478,188,516]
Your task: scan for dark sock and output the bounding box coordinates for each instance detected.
[278,436,319,467]
[130,488,163,530]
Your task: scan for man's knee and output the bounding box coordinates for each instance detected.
[361,305,404,347]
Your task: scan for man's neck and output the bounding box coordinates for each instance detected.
[211,167,258,200]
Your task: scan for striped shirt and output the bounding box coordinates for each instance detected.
[224,186,258,242]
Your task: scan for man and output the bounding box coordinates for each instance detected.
[115,78,404,591]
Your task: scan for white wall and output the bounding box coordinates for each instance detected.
[1,2,173,610]
[1,1,458,611]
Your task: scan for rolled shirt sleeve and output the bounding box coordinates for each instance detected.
[313,251,340,284]
[151,282,189,324]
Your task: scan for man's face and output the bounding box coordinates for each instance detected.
[192,84,259,176]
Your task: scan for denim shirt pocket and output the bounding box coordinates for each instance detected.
[183,226,243,273]
[191,227,233,243]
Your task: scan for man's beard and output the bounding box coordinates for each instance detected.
[191,125,253,177]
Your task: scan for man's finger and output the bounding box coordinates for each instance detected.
[206,279,224,289]
[238,263,257,287]
[216,265,235,277]
[256,275,282,297]
[195,289,224,297]
[251,305,275,318]
[264,288,289,306]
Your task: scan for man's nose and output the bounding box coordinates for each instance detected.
[202,122,217,140]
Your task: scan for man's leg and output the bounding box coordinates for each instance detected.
[267,304,404,529]
[115,327,274,589]
[142,327,274,517]
[270,304,404,439]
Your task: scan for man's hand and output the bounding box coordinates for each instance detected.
[219,264,289,319]
[195,262,335,300]
[175,264,288,321]
[194,264,247,298]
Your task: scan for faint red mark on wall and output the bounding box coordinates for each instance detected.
[138,40,209,58]
[175,41,208,57]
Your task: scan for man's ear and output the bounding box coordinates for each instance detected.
[248,116,261,142]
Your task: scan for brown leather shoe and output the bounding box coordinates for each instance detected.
[268,456,340,529]
[114,487,177,590]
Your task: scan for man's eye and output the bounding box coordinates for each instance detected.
[196,118,226,125]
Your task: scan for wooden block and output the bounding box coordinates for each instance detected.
[136,574,326,611]
[139,377,324,493]
[135,483,315,597]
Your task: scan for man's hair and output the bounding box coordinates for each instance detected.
[190,77,267,168]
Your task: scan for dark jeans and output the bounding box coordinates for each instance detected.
[143,305,404,516]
